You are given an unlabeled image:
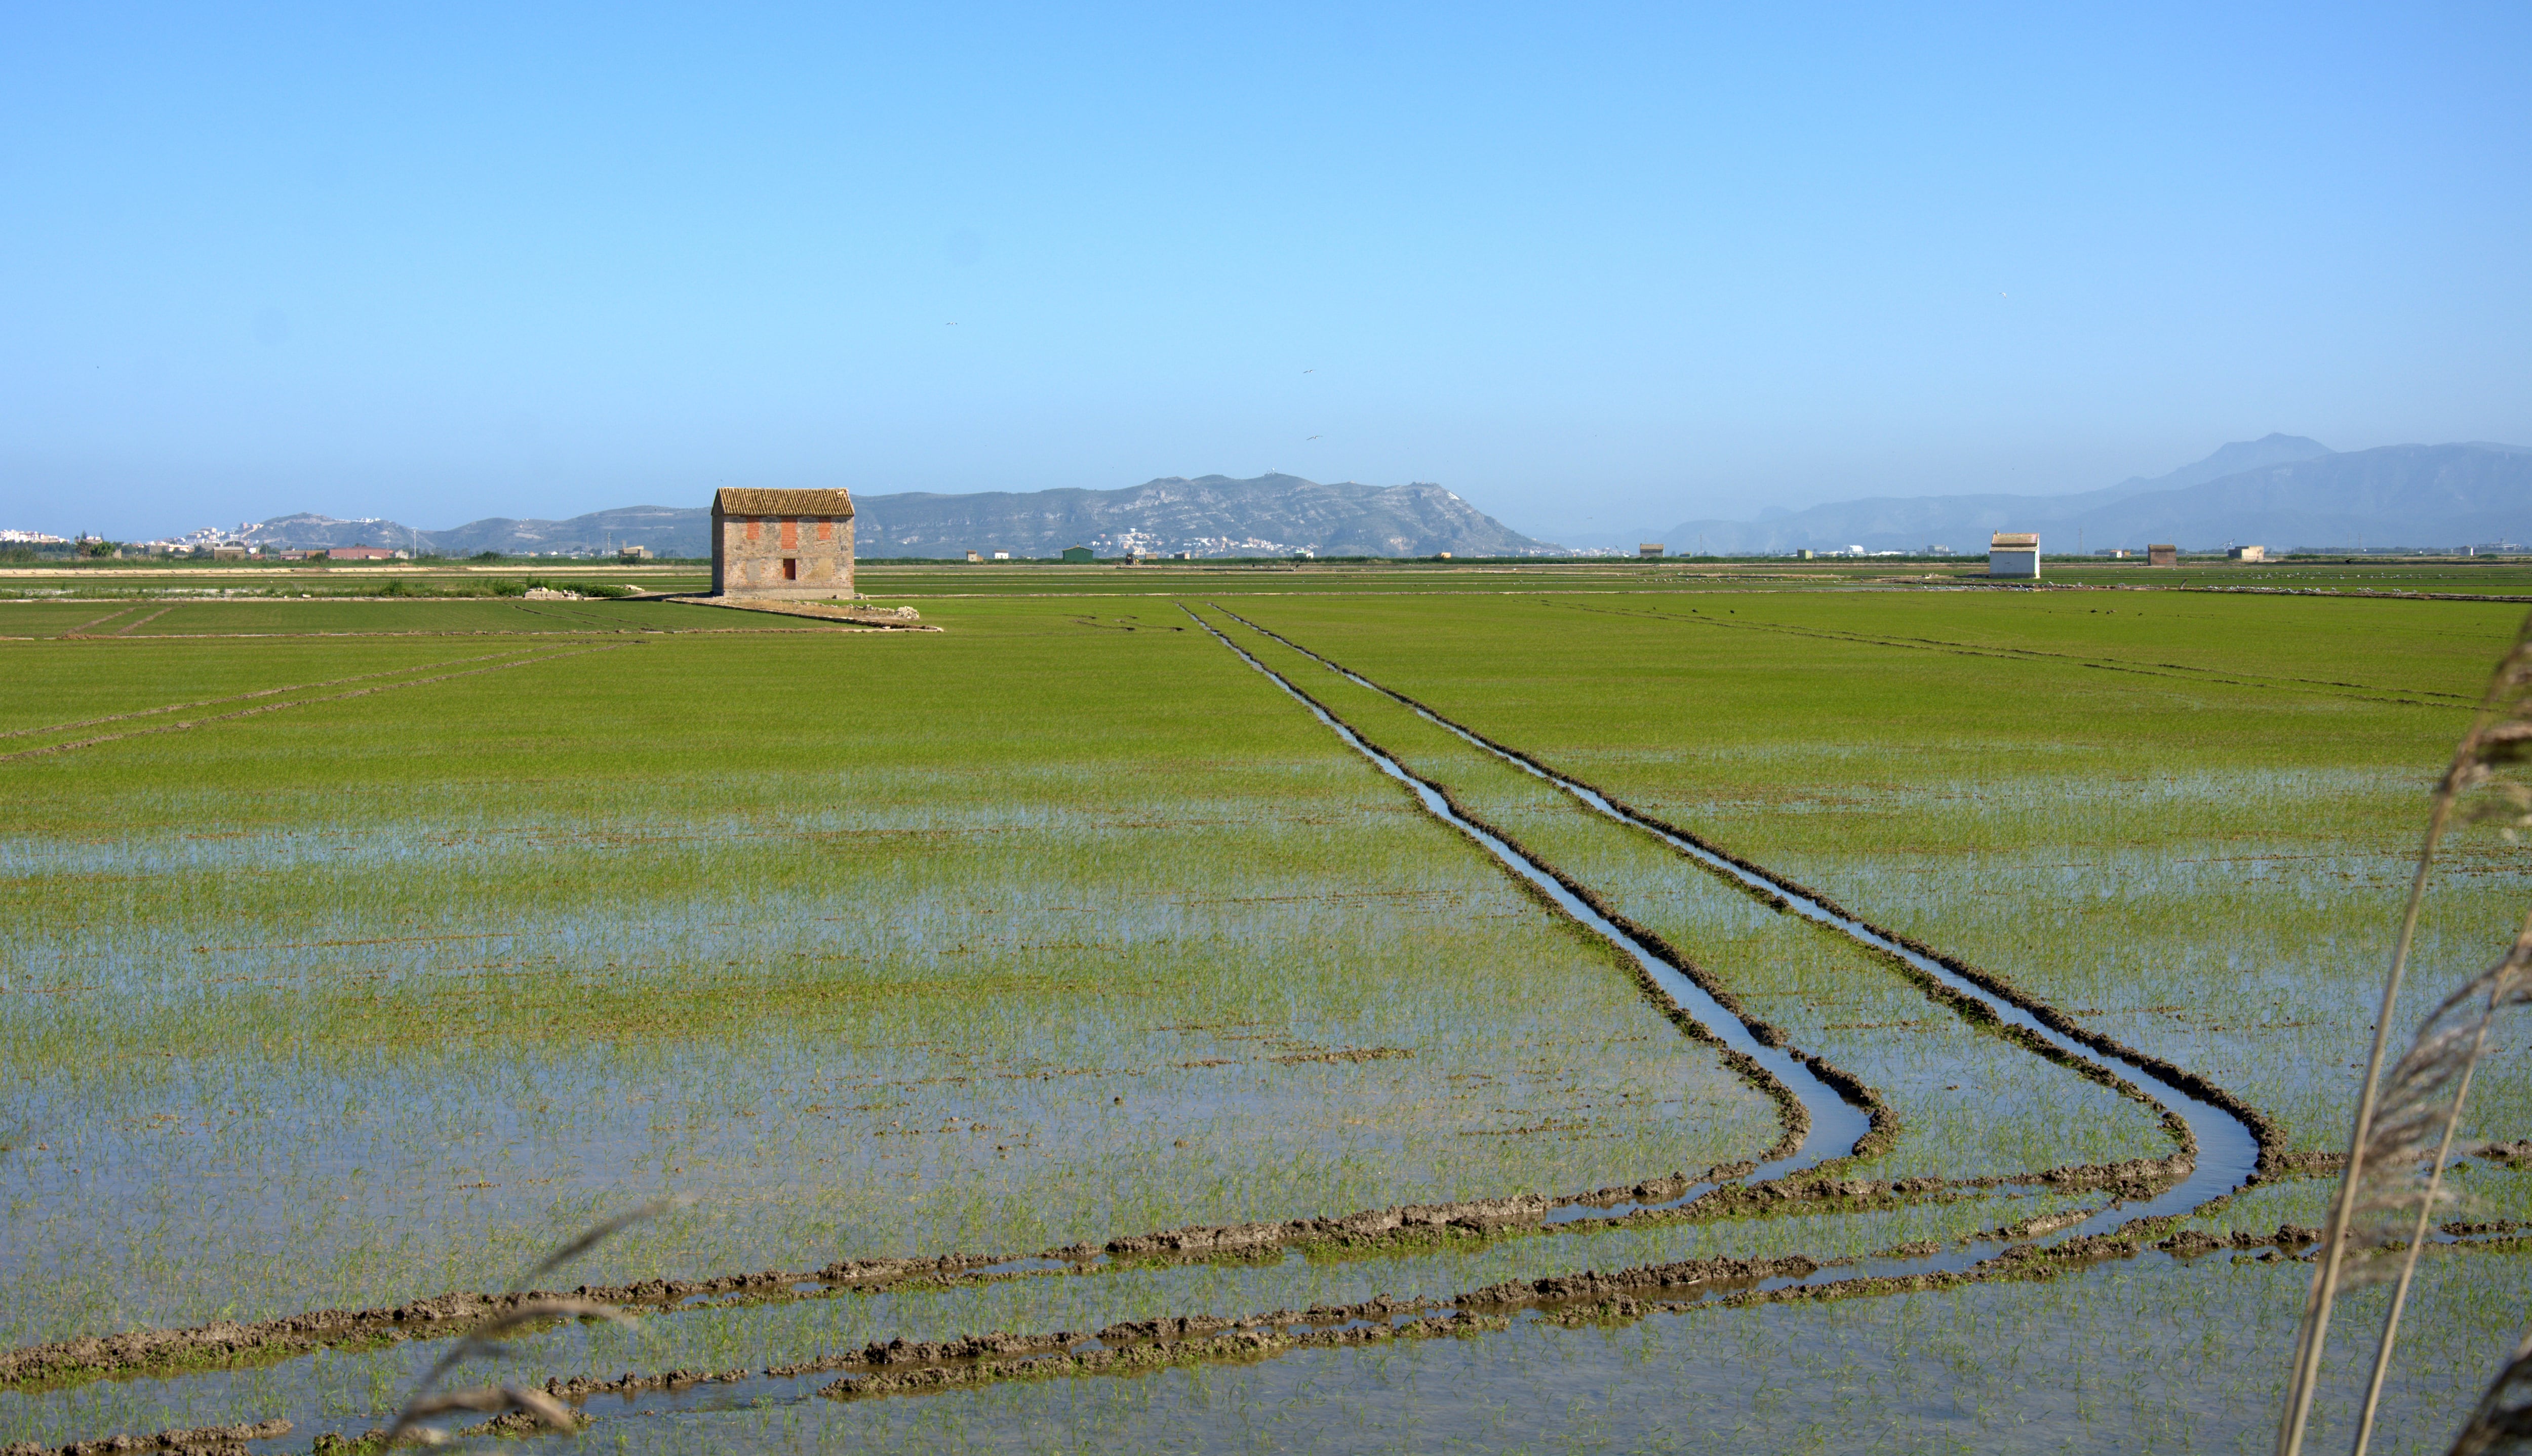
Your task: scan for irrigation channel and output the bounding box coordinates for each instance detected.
[1188,603,2266,1258]
[7,612,2290,1453]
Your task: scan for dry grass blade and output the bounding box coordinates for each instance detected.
[2348,917,2532,1455]
[2347,926,2532,1277]
[2280,611,2532,1456]
[382,1202,677,1448]
[2445,1332,2532,1456]
[524,1196,687,1283]
[458,1298,641,1346]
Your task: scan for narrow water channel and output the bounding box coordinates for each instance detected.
[1183,608,1875,1190]
[1198,604,2264,1262]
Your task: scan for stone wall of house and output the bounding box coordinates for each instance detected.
[713,513,856,598]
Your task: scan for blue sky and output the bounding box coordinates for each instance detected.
[3,3,2526,543]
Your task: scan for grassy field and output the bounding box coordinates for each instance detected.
[2,571,2525,1452]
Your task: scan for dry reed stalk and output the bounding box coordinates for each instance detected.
[381,1198,681,1448]
[2351,918,2532,1456]
[2444,1331,2532,1456]
[2278,613,2532,1456]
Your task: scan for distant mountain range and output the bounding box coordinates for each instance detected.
[216,437,2532,561]
[1648,435,2532,554]
[235,474,1555,558]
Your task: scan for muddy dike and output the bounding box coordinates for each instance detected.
[34,1199,2516,1452]
[1,1418,290,1456]
[0,1154,2096,1392]
[412,1227,2376,1431]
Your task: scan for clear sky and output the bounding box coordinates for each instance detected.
[4,3,2526,543]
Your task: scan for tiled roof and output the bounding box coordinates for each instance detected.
[713,488,855,517]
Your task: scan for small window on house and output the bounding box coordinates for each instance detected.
[783,558,798,581]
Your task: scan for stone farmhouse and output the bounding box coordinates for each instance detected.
[711,488,855,599]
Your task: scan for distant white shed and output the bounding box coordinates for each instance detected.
[1989,533,2041,579]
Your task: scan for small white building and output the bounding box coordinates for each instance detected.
[2228,545,2267,562]
[1989,532,2041,579]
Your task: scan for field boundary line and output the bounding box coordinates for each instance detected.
[45,1212,2532,1449]
[0,644,632,763]
[0,649,546,743]
[1555,598,2477,708]
[109,605,175,635]
[21,625,904,640]
[57,604,141,637]
[2182,584,2532,605]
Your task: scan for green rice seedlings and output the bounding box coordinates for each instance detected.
[2282,610,2532,1456]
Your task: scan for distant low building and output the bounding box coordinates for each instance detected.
[992,550,1010,561]
[1639,543,1665,558]
[326,546,399,561]
[2228,545,2267,562]
[964,550,981,563]
[210,544,247,560]
[710,487,855,598]
[1988,533,2041,579]
[2147,544,2179,567]
[618,545,650,561]
[1060,545,1094,563]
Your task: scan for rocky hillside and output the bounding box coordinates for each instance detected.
[234,475,1555,558]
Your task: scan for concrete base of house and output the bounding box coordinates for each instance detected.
[668,593,934,629]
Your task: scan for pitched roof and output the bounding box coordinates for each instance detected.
[1990,532,2039,548]
[713,488,855,517]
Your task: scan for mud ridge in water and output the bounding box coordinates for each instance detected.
[342,1222,2396,1439]
[2,1150,2133,1391]
[1204,604,2285,1182]
[0,1417,290,1456]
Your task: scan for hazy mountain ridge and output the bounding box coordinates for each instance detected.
[1653,435,2531,553]
[855,474,1553,557]
[231,475,1556,558]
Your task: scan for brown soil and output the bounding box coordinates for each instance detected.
[2,1418,289,1456]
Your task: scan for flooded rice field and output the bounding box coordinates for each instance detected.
[4,586,2527,1452]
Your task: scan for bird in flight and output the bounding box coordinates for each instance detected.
[1307,435,1320,440]
[1302,369,1314,373]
